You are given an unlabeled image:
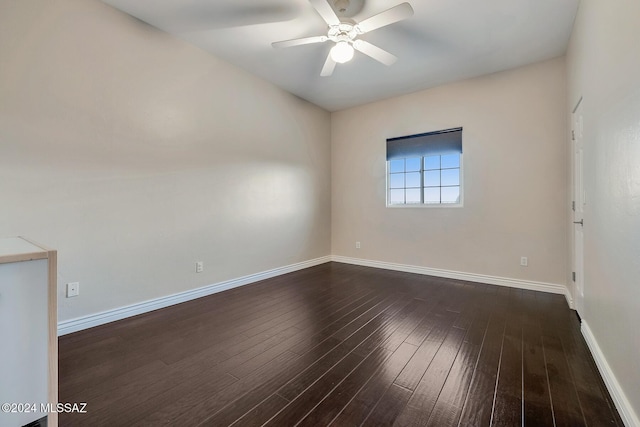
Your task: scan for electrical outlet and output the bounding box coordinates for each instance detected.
[355,241,361,249]
[520,257,528,267]
[66,282,80,298]
[196,261,204,273]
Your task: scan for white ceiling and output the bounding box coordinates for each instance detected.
[101,0,579,111]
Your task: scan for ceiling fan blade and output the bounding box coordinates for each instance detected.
[353,40,397,65]
[355,2,414,34]
[272,36,328,48]
[320,53,337,76]
[308,0,341,26]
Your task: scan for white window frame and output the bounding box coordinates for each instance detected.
[386,154,464,208]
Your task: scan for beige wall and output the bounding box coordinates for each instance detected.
[566,0,640,420]
[331,57,568,286]
[0,0,331,322]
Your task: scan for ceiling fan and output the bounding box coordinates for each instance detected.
[272,0,414,76]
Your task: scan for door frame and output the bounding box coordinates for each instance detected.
[572,97,585,316]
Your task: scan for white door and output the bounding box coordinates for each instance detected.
[572,100,585,316]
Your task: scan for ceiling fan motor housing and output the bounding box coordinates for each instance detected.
[328,22,359,44]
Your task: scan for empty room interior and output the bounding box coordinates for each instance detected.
[1,0,639,426]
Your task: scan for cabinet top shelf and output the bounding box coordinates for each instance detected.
[0,237,51,264]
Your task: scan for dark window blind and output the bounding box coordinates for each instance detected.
[386,127,463,160]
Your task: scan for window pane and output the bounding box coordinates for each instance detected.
[441,168,460,186]
[406,189,421,204]
[389,189,404,204]
[405,157,421,172]
[389,173,404,189]
[424,156,440,170]
[424,170,440,187]
[441,186,460,204]
[389,159,404,173]
[405,172,420,188]
[441,154,460,169]
[424,188,440,204]
[388,152,462,207]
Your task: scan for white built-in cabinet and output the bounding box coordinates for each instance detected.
[0,237,57,427]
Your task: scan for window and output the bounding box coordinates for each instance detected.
[386,128,463,206]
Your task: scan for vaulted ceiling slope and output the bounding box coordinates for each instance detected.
[101,0,579,111]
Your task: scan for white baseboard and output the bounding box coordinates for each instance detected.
[581,321,640,427]
[565,289,575,309]
[331,255,571,300]
[57,256,332,336]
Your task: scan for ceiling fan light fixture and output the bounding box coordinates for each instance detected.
[330,41,354,63]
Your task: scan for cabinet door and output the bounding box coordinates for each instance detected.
[0,259,49,427]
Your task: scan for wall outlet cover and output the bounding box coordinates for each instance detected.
[66,282,80,298]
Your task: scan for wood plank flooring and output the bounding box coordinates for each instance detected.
[58,262,623,426]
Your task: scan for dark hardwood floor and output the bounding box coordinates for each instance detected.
[58,262,623,426]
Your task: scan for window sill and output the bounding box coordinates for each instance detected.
[386,203,464,209]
